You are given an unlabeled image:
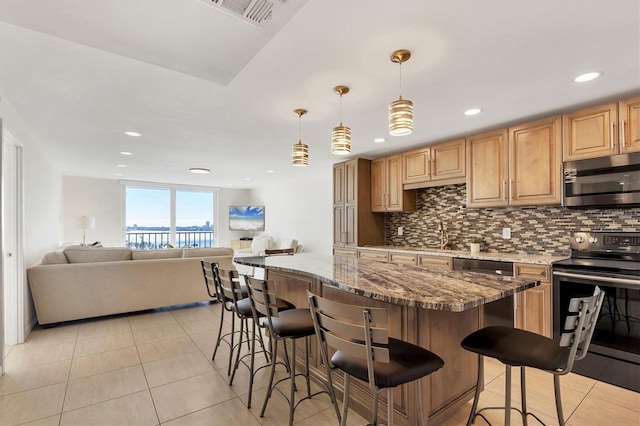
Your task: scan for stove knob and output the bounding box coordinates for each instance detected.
[589,236,598,244]
[575,236,584,243]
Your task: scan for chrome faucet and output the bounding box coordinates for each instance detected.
[437,220,450,250]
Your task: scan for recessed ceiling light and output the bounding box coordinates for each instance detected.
[115,173,123,177]
[464,108,482,116]
[244,178,251,181]
[573,72,602,83]
[189,168,210,174]
[124,131,142,137]
[373,138,386,143]
[120,151,133,156]
[266,170,275,173]
[116,164,127,168]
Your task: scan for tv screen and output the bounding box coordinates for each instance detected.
[229,206,265,231]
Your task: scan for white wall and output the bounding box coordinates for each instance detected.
[249,170,333,254]
[1,91,63,333]
[63,176,124,247]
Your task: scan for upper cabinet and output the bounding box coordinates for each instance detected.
[402,139,466,189]
[563,97,640,161]
[371,154,416,212]
[333,159,385,253]
[467,116,562,208]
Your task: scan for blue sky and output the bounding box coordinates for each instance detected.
[126,187,214,227]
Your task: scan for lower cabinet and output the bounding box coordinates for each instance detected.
[417,254,453,270]
[514,264,552,338]
[333,247,357,257]
[357,248,389,261]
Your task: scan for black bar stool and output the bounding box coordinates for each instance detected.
[245,276,340,426]
[307,291,445,426]
[461,286,604,426]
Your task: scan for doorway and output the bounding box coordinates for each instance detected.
[2,126,25,368]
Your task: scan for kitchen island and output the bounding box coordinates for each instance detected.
[235,253,539,425]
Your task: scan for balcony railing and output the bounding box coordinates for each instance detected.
[125,231,214,250]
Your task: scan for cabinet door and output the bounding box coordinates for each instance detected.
[417,255,452,270]
[344,204,357,248]
[385,155,405,212]
[466,129,509,208]
[563,102,618,161]
[403,147,430,184]
[371,158,386,212]
[357,249,389,261]
[509,116,562,206]
[333,162,345,205]
[388,251,417,265]
[333,205,344,247]
[432,139,466,181]
[620,97,640,154]
[514,264,551,337]
[345,159,358,204]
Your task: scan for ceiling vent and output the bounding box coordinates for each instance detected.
[199,0,286,25]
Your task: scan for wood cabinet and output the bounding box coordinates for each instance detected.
[563,97,640,161]
[371,155,416,212]
[357,248,389,261]
[230,240,252,251]
[467,116,562,208]
[402,139,466,189]
[514,264,551,338]
[620,96,640,154]
[388,251,417,265]
[333,159,385,251]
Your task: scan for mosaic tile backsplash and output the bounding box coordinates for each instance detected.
[385,184,640,256]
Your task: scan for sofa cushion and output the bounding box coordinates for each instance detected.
[63,246,133,263]
[250,235,271,255]
[42,251,69,265]
[131,249,183,260]
[184,247,234,258]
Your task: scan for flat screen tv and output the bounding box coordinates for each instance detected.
[229,206,265,231]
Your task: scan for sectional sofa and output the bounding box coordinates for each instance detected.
[27,245,234,325]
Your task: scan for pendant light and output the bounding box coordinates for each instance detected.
[389,49,413,136]
[331,85,351,155]
[292,108,309,167]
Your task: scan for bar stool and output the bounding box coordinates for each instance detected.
[201,260,247,375]
[245,276,340,426]
[307,291,445,426]
[461,286,604,426]
[219,267,295,408]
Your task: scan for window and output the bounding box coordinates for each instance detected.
[124,183,217,249]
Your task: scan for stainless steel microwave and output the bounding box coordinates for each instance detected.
[563,152,640,207]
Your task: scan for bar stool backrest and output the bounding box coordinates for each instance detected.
[216,265,244,305]
[308,292,390,392]
[559,286,605,373]
[201,260,224,302]
[244,276,282,331]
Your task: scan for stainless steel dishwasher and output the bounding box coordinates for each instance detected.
[453,258,515,327]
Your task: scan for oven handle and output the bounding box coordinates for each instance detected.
[553,271,640,286]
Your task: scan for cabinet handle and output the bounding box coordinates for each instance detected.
[610,122,615,149]
[503,180,507,201]
[621,120,626,148]
[509,179,514,201]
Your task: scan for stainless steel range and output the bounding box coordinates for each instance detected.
[552,231,640,392]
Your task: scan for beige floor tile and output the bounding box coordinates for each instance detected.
[128,310,179,331]
[60,390,158,426]
[69,346,140,380]
[585,381,640,413]
[136,334,199,363]
[76,317,131,341]
[0,383,65,425]
[18,414,61,425]
[132,323,187,345]
[295,405,369,426]
[4,344,14,358]
[150,371,237,423]
[73,331,135,357]
[0,359,71,397]
[169,304,218,324]
[143,351,214,388]
[4,342,75,371]
[63,365,148,412]
[162,397,261,426]
[567,392,640,426]
[179,318,219,336]
[23,325,78,347]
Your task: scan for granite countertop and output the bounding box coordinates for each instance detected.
[234,253,539,312]
[360,245,567,265]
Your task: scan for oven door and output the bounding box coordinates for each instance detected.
[553,268,640,391]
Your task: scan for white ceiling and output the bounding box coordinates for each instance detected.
[0,0,639,189]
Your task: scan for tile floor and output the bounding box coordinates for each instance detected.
[1,302,638,426]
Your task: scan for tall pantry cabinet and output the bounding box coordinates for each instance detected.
[333,158,385,256]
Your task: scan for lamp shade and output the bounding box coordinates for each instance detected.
[82,216,96,230]
[389,97,413,136]
[331,124,351,155]
[292,141,309,167]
